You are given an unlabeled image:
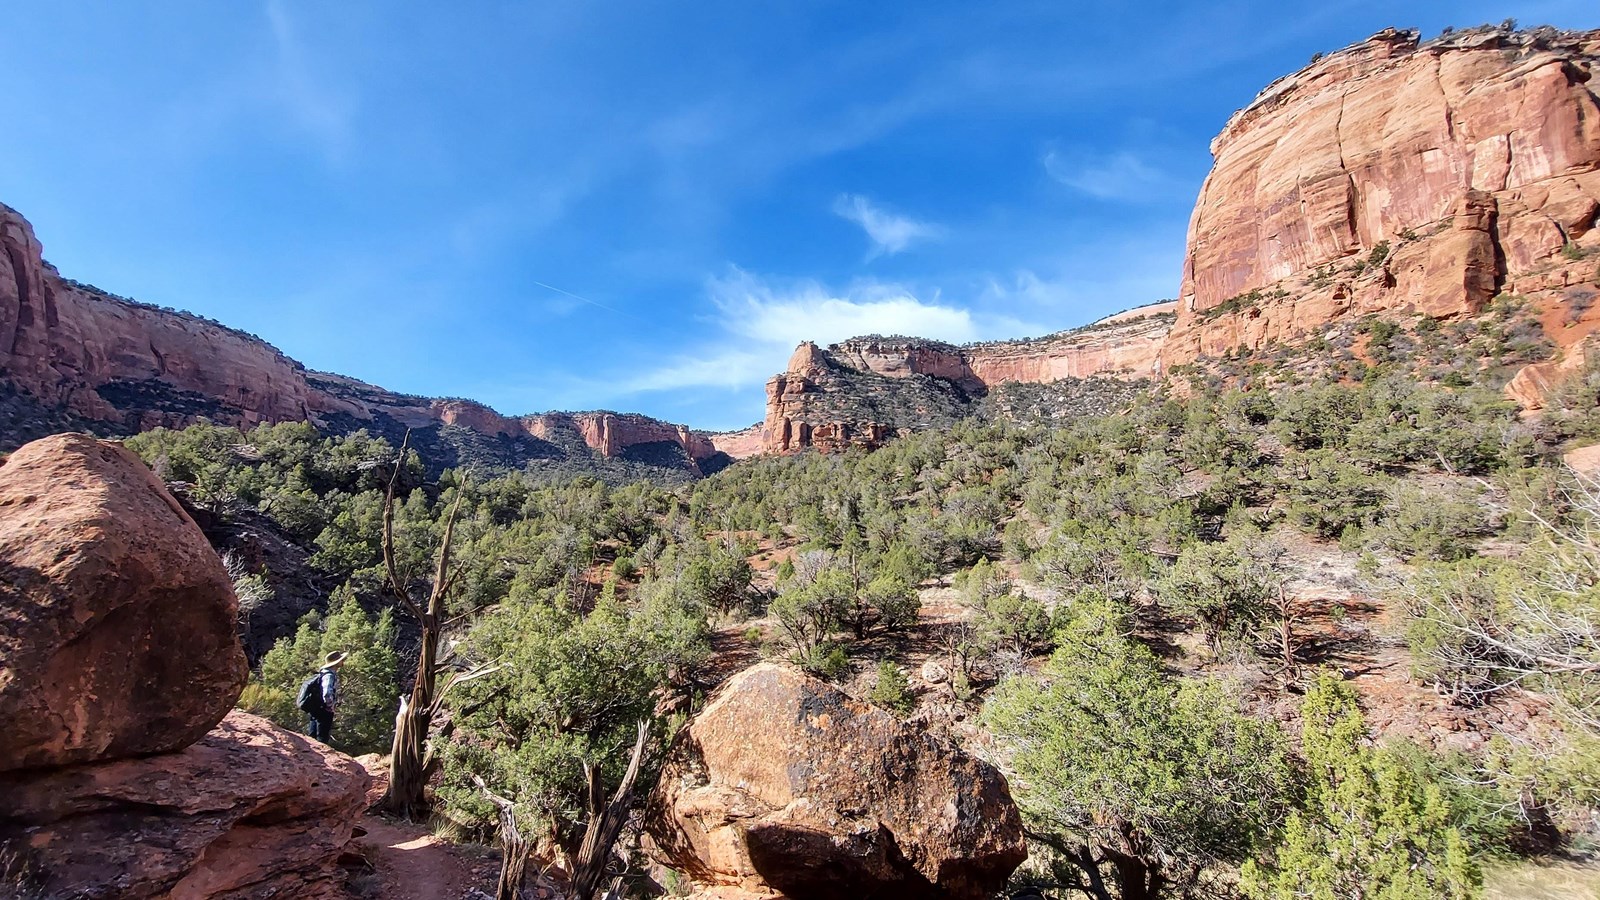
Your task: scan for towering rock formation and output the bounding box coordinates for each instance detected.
[9,26,1600,467]
[0,204,335,429]
[1164,26,1600,363]
[762,304,1174,453]
[0,201,744,473]
[757,26,1600,453]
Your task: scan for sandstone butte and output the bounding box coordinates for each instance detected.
[762,25,1600,453]
[3,26,1599,463]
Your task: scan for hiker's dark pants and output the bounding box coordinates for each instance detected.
[307,712,334,744]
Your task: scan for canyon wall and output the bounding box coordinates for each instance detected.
[9,26,1600,467]
[0,204,340,429]
[1165,26,1600,363]
[762,305,1174,453]
[760,26,1600,454]
[0,201,736,471]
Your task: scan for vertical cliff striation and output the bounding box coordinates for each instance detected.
[1165,26,1600,364]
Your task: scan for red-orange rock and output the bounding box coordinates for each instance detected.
[0,201,726,467]
[1166,27,1600,366]
[708,423,766,460]
[761,305,1173,453]
[645,663,1026,900]
[0,433,247,772]
[0,710,370,899]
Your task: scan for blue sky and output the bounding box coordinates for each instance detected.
[2,1,1595,431]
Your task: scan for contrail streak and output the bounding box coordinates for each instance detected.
[531,280,636,319]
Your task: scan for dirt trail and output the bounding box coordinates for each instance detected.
[355,816,491,900]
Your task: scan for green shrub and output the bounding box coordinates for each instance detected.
[1242,672,1482,899]
[867,660,914,714]
[985,615,1293,898]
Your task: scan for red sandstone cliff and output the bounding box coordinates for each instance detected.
[0,203,344,429]
[759,26,1600,454]
[762,304,1175,453]
[1165,26,1600,364]
[0,201,733,468]
[12,27,1600,468]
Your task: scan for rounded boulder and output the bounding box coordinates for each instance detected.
[645,663,1026,900]
[0,433,247,771]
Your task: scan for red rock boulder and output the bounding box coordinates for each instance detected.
[0,433,247,771]
[0,710,371,899]
[645,663,1026,900]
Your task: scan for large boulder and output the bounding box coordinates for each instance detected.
[645,663,1026,900]
[0,710,371,899]
[0,433,247,771]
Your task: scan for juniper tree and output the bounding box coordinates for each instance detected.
[984,615,1293,900]
[1241,672,1482,899]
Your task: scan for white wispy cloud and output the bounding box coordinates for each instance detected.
[1043,147,1174,202]
[264,0,354,158]
[833,194,941,257]
[620,267,981,393]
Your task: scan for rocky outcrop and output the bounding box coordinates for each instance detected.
[0,435,370,897]
[0,205,337,430]
[1166,26,1600,365]
[0,201,727,474]
[707,423,767,460]
[0,433,246,772]
[0,710,371,899]
[645,663,1026,900]
[762,305,1173,453]
[525,411,729,472]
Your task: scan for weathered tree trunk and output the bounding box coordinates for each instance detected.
[380,432,467,819]
[1111,853,1158,900]
[1274,584,1300,675]
[570,721,651,900]
[474,775,530,900]
[385,696,426,820]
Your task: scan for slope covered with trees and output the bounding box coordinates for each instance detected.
[117,345,1600,896]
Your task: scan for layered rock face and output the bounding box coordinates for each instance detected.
[763,304,1173,453]
[525,410,728,472]
[756,26,1600,450]
[0,206,333,429]
[0,433,369,897]
[645,663,1027,900]
[0,433,247,771]
[0,710,370,899]
[0,201,734,471]
[1166,26,1600,363]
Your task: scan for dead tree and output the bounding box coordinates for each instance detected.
[380,433,496,818]
[1270,584,1301,676]
[473,775,531,900]
[570,720,651,900]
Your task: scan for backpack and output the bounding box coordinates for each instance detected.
[296,670,328,715]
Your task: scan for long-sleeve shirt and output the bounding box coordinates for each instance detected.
[319,669,339,710]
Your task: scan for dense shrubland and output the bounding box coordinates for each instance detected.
[125,364,1600,898]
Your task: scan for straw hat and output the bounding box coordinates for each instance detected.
[322,651,349,669]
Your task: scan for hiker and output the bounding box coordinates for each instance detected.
[297,651,348,744]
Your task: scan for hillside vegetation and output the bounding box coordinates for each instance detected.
[122,354,1600,898]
